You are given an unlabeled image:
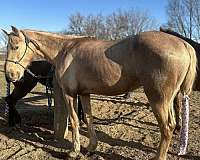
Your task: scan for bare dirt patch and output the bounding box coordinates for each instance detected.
[0,89,199,160]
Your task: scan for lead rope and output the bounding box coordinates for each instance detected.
[46,66,54,110]
[46,78,52,110]
[46,77,53,128]
[178,93,190,155]
[45,67,54,127]
[5,81,10,116]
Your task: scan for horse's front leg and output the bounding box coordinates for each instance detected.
[53,91,69,141]
[77,95,86,124]
[62,93,80,158]
[80,94,97,151]
[53,76,68,141]
[7,80,37,127]
[5,96,21,127]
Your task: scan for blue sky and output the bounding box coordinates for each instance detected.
[0,0,168,32]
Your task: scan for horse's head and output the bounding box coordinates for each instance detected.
[2,26,38,82]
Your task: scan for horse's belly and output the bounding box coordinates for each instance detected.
[76,53,139,95]
[80,76,140,96]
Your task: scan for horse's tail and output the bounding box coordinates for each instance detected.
[178,43,197,155]
[180,43,197,95]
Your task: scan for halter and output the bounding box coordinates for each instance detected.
[5,32,51,79]
[5,31,54,113]
[5,31,39,70]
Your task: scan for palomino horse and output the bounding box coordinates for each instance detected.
[3,26,196,160]
[160,27,200,131]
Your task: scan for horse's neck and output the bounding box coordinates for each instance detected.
[24,30,68,64]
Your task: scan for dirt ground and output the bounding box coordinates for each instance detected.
[0,62,200,160]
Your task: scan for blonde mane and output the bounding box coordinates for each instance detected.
[23,29,92,40]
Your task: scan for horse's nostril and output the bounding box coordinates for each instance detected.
[16,71,21,79]
[5,70,20,82]
[10,72,15,78]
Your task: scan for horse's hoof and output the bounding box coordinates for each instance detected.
[68,150,79,158]
[173,125,181,135]
[86,143,97,152]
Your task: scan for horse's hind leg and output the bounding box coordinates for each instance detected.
[144,87,177,160]
[80,95,97,151]
[174,92,182,134]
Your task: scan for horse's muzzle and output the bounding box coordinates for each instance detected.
[5,70,21,82]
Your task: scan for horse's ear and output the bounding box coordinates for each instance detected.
[11,26,20,36]
[159,27,164,31]
[1,29,9,36]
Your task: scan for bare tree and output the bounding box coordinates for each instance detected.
[105,9,157,40]
[166,0,200,41]
[193,0,200,40]
[0,32,7,52]
[67,8,158,40]
[126,9,157,36]
[83,14,106,39]
[68,12,85,35]
[105,9,129,40]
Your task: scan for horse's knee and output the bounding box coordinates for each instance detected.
[169,108,177,132]
[70,116,79,130]
[161,117,176,141]
[160,125,171,140]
